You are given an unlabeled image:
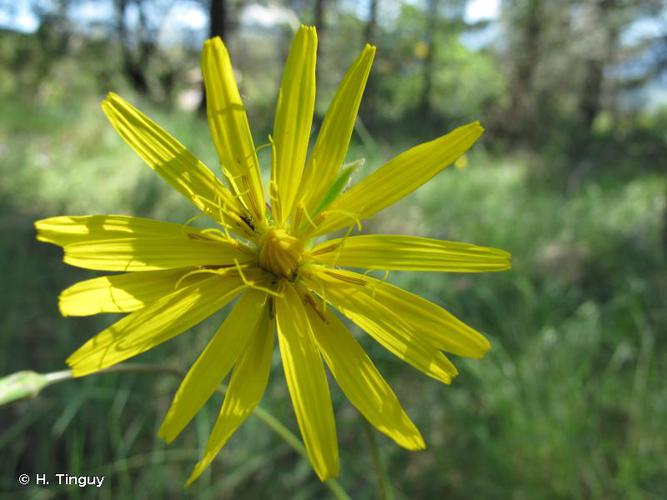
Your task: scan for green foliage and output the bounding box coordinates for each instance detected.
[1,2,666,496]
[1,89,665,498]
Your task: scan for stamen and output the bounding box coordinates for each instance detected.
[300,268,329,313]
[174,266,236,290]
[233,259,283,297]
[300,202,318,230]
[183,214,205,227]
[362,270,390,298]
[255,142,271,154]
[201,227,233,242]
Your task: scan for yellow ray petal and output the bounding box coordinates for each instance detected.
[304,301,424,450]
[35,215,253,271]
[302,267,458,382]
[275,282,339,480]
[271,25,317,224]
[296,44,376,220]
[202,37,266,224]
[186,303,274,485]
[311,234,511,272]
[101,92,254,237]
[59,268,192,316]
[305,121,484,237]
[158,290,269,444]
[66,275,245,377]
[305,266,489,359]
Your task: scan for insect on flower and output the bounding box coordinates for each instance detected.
[35,25,511,484]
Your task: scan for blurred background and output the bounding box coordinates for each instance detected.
[1,0,666,498]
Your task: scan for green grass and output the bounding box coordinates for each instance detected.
[1,92,665,499]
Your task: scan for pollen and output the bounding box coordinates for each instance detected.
[258,228,305,279]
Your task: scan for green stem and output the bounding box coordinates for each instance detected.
[361,418,392,500]
[253,406,350,500]
[2,364,350,499]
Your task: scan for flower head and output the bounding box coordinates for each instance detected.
[35,25,510,483]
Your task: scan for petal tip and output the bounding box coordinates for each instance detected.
[474,338,492,358]
[203,36,226,53]
[65,361,89,378]
[316,466,340,482]
[156,424,174,444]
[157,414,180,444]
[57,298,71,317]
[408,436,427,451]
[184,469,200,488]
[103,91,121,104]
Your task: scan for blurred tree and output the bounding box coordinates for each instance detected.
[418,0,439,118]
[361,0,379,120]
[114,0,153,95]
[314,0,326,35]
[365,0,378,43]
[499,0,545,144]
[416,0,470,121]
[578,0,620,133]
[198,0,229,113]
[28,0,72,90]
[499,0,665,148]
[209,0,227,40]
[112,0,195,103]
[313,0,327,92]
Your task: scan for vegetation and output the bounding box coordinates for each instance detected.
[1,0,665,498]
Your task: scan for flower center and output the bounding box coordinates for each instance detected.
[258,228,304,280]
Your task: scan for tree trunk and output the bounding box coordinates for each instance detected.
[114,0,151,95]
[314,0,326,34]
[418,0,438,119]
[365,0,378,43]
[209,0,226,39]
[361,0,379,122]
[200,0,228,113]
[502,0,543,143]
[314,0,326,86]
[663,179,667,256]
[578,0,619,132]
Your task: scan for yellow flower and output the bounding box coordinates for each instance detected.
[35,25,510,484]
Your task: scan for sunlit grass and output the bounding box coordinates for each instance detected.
[1,93,666,498]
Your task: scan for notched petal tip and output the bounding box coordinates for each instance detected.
[504,252,513,269]
[100,92,123,116]
[400,429,426,451]
[65,358,91,379]
[184,465,203,488]
[102,91,121,106]
[470,336,492,359]
[315,466,340,482]
[57,294,71,318]
[299,24,317,32]
[362,43,377,56]
[156,423,176,444]
[202,36,227,56]
[33,220,53,244]
[204,36,222,46]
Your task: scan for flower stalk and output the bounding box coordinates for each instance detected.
[0,365,350,499]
